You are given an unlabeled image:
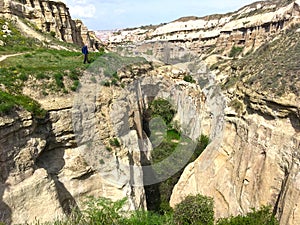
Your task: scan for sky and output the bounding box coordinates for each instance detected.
[62,0,258,31]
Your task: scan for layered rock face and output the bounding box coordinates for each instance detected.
[1,1,300,225]
[0,77,146,223]
[0,0,92,46]
[105,1,300,224]
[0,60,207,224]
[170,87,300,225]
[108,0,300,57]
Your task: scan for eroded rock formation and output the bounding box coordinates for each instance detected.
[170,85,300,225]
[1,0,300,224]
[107,0,300,57]
[0,0,98,47]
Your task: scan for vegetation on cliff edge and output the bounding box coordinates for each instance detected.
[24,195,278,225]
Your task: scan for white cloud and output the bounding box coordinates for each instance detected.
[69,4,96,18]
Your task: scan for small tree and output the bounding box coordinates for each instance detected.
[173,194,214,225]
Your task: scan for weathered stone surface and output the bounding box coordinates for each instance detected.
[3,169,64,224]
[170,87,300,225]
[1,1,300,224]
[107,0,300,58]
[0,0,100,47]
[103,5,300,223]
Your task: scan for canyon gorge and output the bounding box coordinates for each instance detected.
[0,0,300,224]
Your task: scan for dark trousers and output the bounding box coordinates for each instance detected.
[83,54,88,64]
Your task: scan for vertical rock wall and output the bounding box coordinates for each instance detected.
[0,0,94,46]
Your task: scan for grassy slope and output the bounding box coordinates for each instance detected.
[0,17,102,116]
[221,24,300,99]
[240,25,300,97]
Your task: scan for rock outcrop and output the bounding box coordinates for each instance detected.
[104,1,300,223]
[170,86,300,225]
[0,59,210,224]
[0,81,145,223]
[0,0,98,47]
[107,0,300,58]
[1,0,300,224]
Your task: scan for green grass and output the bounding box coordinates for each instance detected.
[221,24,300,98]
[0,90,46,117]
[93,52,146,87]
[0,18,40,53]
[217,206,279,225]
[151,129,181,164]
[229,46,244,58]
[145,98,211,214]
[25,196,278,225]
[0,44,105,116]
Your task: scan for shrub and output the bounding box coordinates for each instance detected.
[173,194,214,225]
[101,80,111,87]
[109,138,121,147]
[183,75,196,83]
[82,196,127,225]
[111,78,118,86]
[54,73,64,88]
[229,46,244,58]
[228,99,244,115]
[190,134,210,162]
[151,129,180,164]
[149,98,176,125]
[121,210,173,225]
[50,31,56,38]
[217,206,279,225]
[71,80,80,91]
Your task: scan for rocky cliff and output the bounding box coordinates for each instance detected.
[0,68,149,223]
[104,1,300,224]
[0,59,213,224]
[1,0,300,224]
[107,0,300,58]
[0,0,96,47]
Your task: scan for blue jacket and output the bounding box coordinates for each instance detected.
[82,45,88,54]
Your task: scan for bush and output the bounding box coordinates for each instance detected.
[228,99,243,115]
[149,98,176,125]
[50,31,56,38]
[183,75,196,83]
[217,206,279,225]
[229,46,244,58]
[109,138,121,147]
[71,80,80,91]
[54,73,64,88]
[190,134,210,162]
[120,210,173,225]
[173,194,214,225]
[83,196,127,225]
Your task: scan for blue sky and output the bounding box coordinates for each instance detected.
[62,0,258,31]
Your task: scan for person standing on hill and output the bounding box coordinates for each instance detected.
[82,44,89,64]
